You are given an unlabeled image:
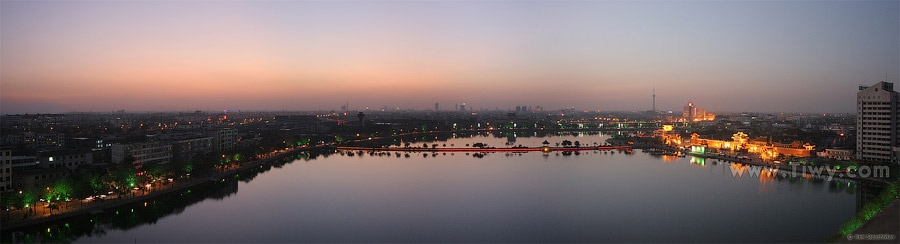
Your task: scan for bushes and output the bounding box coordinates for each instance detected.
[829,182,899,242]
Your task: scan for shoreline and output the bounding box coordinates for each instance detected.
[644,144,894,184]
[0,145,320,232]
[5,131,889,232]
[1,128,620,231]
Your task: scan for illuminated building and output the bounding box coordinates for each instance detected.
[679,102,715,121]
[662,132,815,158]
[683,102,695,118]
[460,102,467,112]
[662,124,673,132]
[817,149,853,160]
[856,81,900,162]
[696,108,706,119]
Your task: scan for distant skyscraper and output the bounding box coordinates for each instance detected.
[682,102,695,118]
[652,87,656,113]
[455,104,458,111]
[856,81,900,162]
[460,102,466,112]
[435,103,439,111]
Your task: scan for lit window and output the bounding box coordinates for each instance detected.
[49,157,54,162]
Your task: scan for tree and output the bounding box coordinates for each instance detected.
[48,178,74,208]
[562,140,573,147]
[542,140,550,146]
[574,141,581,147]
[432,144,439,149]
[1,191,22,220]
[473,143,486,148]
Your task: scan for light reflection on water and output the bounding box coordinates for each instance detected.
[4,133,861,243]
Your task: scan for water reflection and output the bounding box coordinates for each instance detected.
[0,134,877,243]
[2,152,329,244]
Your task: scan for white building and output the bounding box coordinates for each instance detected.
[111,141,173,165]
[817,149,853,161]
[856,81,900,163]
[38,148,93,170]
[204,128,237,152]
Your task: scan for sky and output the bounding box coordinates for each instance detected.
[1,0,898,114]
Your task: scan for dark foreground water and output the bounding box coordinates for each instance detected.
[5,133,860,242]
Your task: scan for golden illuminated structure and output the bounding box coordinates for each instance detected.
[661,132,814,158]
[681,102,716,122]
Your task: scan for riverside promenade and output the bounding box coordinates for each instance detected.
[0,145,325,232]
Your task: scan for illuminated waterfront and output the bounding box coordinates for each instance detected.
[3,134,860,243]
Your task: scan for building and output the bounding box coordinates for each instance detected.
[38,148,93,170]
[818,149,853,161]
[273,115,323,133]
[435,103,439,111]
[170,134,213,162]
[12,167,68,191]
[0,149,11,192]
[2,132,65,149]
[856,81,900,162]
[69,137,110,149]
[204,127,238,152]
[111,141,173,165]
[662,132,815,159]
[683,102,695,118]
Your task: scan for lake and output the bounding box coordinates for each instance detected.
[6,132,859,243]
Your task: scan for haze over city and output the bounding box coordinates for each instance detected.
[1,0,898,114]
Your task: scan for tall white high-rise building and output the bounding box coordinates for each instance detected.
[856,81,900,162]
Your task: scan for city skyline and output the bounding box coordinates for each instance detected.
[2,0,898,114]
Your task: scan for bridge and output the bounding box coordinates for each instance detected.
[337,146,633,153]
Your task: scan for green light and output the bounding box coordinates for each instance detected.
[65,223,70,228]
[691,146,705,154]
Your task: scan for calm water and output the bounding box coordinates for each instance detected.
[8,133,859,242]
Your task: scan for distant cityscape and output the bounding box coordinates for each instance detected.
[3,80,897,195]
